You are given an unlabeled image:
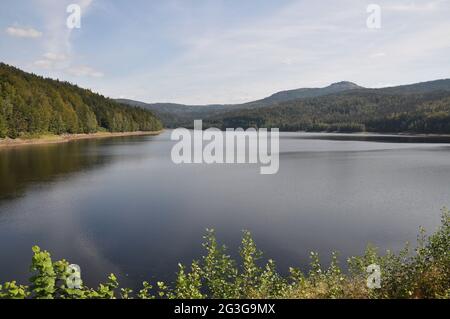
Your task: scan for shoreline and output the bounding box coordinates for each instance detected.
[0,130,164,149]
[294,131,450,137]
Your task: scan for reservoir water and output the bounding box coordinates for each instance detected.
[0,131,449,289]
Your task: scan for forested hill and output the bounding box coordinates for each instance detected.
[205,89,450,134]
[119,79,450,134]
[0,63,162,138]
[118,81,364,127]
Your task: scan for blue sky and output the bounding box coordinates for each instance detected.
[1,0,449,104]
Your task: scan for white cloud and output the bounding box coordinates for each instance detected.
[8,0,450,103]
[67,65,104,78]
[370,52,387,58]
[43,52,69,61]
[6,26,42,38]
[281,58,294,65]
[78,0,94,10]
[33,59,54,68]
[384,0,444,12]
[33,52,69,69]
[137,0,450,104]
[29,1,102,78]
[36,0,95,54]
[117,1,365,103]
[33,55,104,78]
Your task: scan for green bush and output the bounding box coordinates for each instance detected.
[1,209,449,299]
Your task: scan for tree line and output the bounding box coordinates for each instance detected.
[0,63,162,138]
[202,90,450,134]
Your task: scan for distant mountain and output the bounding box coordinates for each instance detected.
[120,78,450,134]
[243,81,363,107]
[374,79,450,95]
[116,100,228,127]
[117,81,364,127]
[204,84,450,134]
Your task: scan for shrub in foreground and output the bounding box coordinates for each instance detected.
[1,209,449,299]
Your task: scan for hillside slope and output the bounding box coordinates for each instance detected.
[120,79,450,131]
[117,81,364,127]
[0,63,162,138]
[205,89,450,133]
[242,81,363,107]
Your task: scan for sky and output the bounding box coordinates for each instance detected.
[0,0,449,104]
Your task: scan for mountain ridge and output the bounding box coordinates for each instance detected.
[118,78,450,128]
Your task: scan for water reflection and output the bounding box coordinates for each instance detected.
[0,137,152,201]
[0,132,449,290]
[287,132,450,144]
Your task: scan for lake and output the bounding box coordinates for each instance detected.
[0,131,449,289]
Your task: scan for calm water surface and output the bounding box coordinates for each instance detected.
[0,131,449,289]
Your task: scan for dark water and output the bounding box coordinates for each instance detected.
[0,132,449,289]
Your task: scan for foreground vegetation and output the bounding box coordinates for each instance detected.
[0,63,162,138]
[1,210,449,299]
